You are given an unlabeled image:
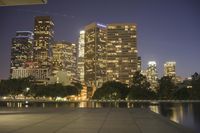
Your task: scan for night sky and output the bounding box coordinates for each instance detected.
[0,0,200,79]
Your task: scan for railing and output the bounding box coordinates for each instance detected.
[1,98,200,103]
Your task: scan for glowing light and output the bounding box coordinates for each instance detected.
[80,30,85,34]
[2,97,6,100]
[26,87,30,91]
[148,61,156,66]
[97,23,107,28]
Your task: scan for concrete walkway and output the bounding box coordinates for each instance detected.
[0,108,195,133]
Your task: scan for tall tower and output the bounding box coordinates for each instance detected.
[164,61,176,81]
[33,16,54,68]
[106,23,138,85]
[84,23,107,87]
[78,30,85,82]
[146,61,158,90]
[10,31,34,79]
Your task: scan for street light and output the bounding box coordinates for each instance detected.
[26,87,30,92]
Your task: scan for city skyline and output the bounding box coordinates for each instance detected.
[0,0,200,79]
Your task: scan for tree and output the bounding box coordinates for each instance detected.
[173,87,190,100]
[131,71,150,89]
[92,81,128,100]
[158,76,176,99]
[128,71,156,99]
[7,79,25,98]
[30,84,47,99]
[71,82,83,94]
[0,80,9,96]
[190,72,200,99]
[64,85,78,96]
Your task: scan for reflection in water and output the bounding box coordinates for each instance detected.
[149,103,198,133]
[79,102,87,108]
[170,104,183,123]
[149,105,159,114]
[0,101,199,132]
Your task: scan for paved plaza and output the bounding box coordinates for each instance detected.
[0,108,195,133]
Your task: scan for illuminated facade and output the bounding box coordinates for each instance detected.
[137,56,142,72]
[33,16,54,69]
[10,31,34,78]
[84,23,107,87]
[107,23,138,85]
[48,71,72,86]
[146,61,158,90]
[11,68,48,80]
[164,61,176,81]
[51,41,77,81]
[78,30,85,82]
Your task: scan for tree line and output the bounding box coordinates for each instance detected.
[0,77,82,100]
[0,72,200,100]
[93,71,200,100]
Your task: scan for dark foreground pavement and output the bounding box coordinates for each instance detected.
[0,108,195,133]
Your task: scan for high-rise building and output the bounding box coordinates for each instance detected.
[84,23,107,87]
[11,68,48,81]
[78,30,85,82]
[107,23,138,85]
[51,41,77,81]
[10,31,34,78]
[146,61,158,90]
[164,61,176,81]
[137,56,142,72]
[33,16,54,68]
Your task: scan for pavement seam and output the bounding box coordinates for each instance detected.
[128,108,143,133]
[97,108,112,133]
[6,108,76,133]
[52,108,93,133]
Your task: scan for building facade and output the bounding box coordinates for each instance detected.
[11,68,48,80]
[10,31,34,78]
[164,61,176,81]
[78,30,85,82]
[33,16,54,69]
[137,56,142,72]
[106,23,138,85]
[84,23,107,87]
[51,41,77,82]
[146,61,158,90]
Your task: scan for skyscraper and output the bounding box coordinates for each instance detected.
[106,23,138,85]
[33,16,54,68]
[10,31,34,78]
[164,61,176,81]
[51,41,77,81]
[78,30,85,82]
[84,23,107,87]
[146,61,158,90]
[137,56,142,72]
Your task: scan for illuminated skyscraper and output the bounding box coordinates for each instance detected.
[51,41,77,81]
[84,23,107,87]
[146,61,158,90]
[137,56,142,72]
[10,31,34,78]
[33,16,54,68]
[78,30,85,82]
[164,61,176,81]
[107,23,138,85]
